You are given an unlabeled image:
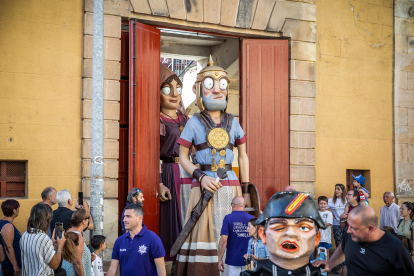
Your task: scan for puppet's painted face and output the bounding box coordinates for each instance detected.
[160,79,182,110]
[259,218,320,260]
[200,77,228,111]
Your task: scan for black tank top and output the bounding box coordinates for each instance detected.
[0,220,22,269]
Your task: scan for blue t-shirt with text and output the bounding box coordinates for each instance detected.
[220,211,254,266]
[112,224,165,276]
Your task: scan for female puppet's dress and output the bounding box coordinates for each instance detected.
[159,114,193,262]
[175,113,247,276]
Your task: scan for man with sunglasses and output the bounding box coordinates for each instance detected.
[121,188,144,234]
[218,196,254,276]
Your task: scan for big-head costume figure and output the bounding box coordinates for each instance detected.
[175,57,250,276]
[159,63,193,262]
[242,191,326,276]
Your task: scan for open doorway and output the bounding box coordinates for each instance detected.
[118,21,289,235]
[118,25,241,235]
[159,28,240,119]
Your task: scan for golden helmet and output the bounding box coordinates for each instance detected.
[195,56,230,111]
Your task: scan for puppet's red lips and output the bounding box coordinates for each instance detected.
[280,241,299,252]
[170,100,177,103]
[213,96,223,100]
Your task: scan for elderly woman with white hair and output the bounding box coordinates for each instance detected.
[121,188,144,234]
[50,189,94,234]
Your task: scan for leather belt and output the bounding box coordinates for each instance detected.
[161,157,179,164]
[195,143,234,152]
[200,164,232,172]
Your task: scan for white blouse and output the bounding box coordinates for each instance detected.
[327,198,347,226]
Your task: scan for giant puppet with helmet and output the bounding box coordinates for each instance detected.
[172,56,254,276]
[241,191,327,276]
[158,63,193,262]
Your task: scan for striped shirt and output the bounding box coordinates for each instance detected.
[20,229,55,276]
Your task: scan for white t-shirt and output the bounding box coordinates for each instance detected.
[327,198,347,226]
[319,210,333,244]
[92,253,103,276]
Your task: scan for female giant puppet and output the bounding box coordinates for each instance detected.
[175,58,251,276]
[159,63,192,262]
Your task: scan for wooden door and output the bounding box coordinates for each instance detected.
[129,21,160,233]
[118,29,129,236]
[240,40,289,208]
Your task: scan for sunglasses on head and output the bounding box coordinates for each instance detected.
[133,189,143,197]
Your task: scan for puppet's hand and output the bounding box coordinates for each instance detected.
[201,176,222,192]
[243,193,251,208]
[159,184,172,202]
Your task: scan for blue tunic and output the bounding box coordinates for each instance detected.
[177,114,247,186]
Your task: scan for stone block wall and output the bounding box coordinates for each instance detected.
[81,9,122,259]
[395,0,414,201]
[286,7,317,195]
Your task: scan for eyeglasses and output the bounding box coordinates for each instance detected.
[346,193,354,196]
[85,217,90,220]
[231,202,235,206]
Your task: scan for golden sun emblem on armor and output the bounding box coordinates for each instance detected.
[208,128,229,149]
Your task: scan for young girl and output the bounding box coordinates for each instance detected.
[244,218,269,271]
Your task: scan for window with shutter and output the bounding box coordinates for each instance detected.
[0,161,26,198]
[346,169,371,194]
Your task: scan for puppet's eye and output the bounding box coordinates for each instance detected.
[161,86,171,95]
[219,79,228,90]
[177,87,182,95]
[299,226,310,231]
[203,77,214,90]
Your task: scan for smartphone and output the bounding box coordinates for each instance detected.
[55,222,63,239]
[78,192,83,206]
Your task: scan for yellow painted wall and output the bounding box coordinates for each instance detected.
[315,0,394,215]
[0,0,83,233]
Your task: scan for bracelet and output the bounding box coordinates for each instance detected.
[199,174,207,193]
[56,250,62,254]
[199,174,207,185]
[241,182,249,186]
[192,169,204,181]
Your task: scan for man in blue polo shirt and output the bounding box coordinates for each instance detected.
[107,204,166,276]
[218,196,255,276]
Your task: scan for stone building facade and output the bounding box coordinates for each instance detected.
[1,0,413,261]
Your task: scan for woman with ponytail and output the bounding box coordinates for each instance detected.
[398,202,414,254]
[62,232,80,263]
[244,218,269,271]
[61,208,93,276]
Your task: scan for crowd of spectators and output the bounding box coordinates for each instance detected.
[0,177,413,276]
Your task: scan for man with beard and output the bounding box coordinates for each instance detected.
[313,205,414,276]
[242,191,326,276]
[175,56,251,276]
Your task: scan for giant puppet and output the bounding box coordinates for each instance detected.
[242,191,327,276]
[174,57,251,276]
[158,63,193,262]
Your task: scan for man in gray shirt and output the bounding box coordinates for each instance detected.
[379,191,400,232]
